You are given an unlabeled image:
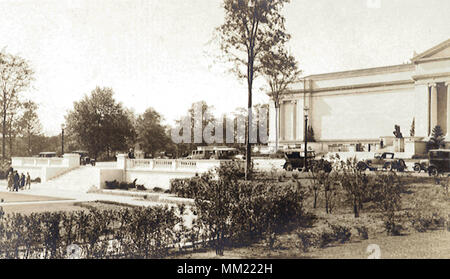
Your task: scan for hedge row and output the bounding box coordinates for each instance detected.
[0,206,181,259]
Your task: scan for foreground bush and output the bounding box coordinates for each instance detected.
[0,206,181,259]
[190,165,311,255]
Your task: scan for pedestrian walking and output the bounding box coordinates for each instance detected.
[20,173,25,190]
[26,172,31,190]
[13,171,19,192]
[7,171,13,191]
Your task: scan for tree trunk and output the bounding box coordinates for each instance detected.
[354,200,360,218]
[245,72,253,180]
[275,102,278,153]
[2,101,6,162]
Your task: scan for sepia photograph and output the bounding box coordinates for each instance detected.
[0,0,449,265]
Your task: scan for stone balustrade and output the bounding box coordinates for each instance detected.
[11,153,80,182]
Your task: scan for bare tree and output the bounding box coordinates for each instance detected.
[0,50,34,161]
[217,0,291,179]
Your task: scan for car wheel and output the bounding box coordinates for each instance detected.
[413,164,421,172]
[356,162,367,171]
[383,162,392,171]
[428,167,438,176]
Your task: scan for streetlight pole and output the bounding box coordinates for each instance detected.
[61,124,65,156]
[304,107,309,172]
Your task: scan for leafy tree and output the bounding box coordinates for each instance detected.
[135,108,171,157]
[6,100,22,157]
[65,87,135,160]
[427,125,445,151]
[18,100,41,156]
[173,101,216,157]
[371,173,404,235]
[217,0,291,179]
[307,125,315,142]
[335,158,369,218]
[261,48,301,152]
[0,50,34,161]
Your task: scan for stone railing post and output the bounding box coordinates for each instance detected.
[117,154,127,170]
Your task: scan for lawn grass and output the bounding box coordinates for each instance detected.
[0,192,70,203]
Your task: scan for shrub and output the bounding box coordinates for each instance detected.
[370,173,404,235]
[0,206,183,259]
[31,177,41,183]
[192,165,310,255]
[119,182,129,190]
[105,180,120,189]
[356,226,369,240]
[152,187,163,193]
[136,184,146,191]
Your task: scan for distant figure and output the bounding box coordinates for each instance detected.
[128,148,135,159]
[20,173,25,190]
[26,172,31,190]
[380,139,384,149]
[13,171,19,192]
[7,172,13,191]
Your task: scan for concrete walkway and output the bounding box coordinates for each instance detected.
[0,179,185,208]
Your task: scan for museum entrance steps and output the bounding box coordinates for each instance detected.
[38,166,99,193]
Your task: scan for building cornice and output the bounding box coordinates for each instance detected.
[411,72,450,81]
[300,63,414,81]
[413,56,450,64]
[286,80,414,95]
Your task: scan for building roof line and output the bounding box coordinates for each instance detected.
[411,38,450,62]
[298,63,414,81]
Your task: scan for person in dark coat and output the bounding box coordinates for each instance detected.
[13,171,19,192]
[20,173,25,190]
[26,172,31,190]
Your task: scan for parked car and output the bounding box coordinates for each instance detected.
[282,149,332,172]
[356,152,406,172]
[413,160,429,173]
[38,152,57,158]
[427,149,450,176]
[72,151,96,166]
[186,146,241,160]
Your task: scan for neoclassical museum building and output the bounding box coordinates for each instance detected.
[268,38,450,155]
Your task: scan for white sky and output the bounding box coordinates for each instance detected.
[0,0,449,136]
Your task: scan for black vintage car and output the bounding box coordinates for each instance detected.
[427,149,450,176]
[72,151,96,166]
[356,152,406,172]
[282,149,332,172]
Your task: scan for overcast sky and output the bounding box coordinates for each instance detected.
[0,0,449,136]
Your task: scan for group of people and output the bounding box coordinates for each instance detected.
[7,170,31,192]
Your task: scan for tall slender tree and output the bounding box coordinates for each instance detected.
[217,0,291,179]
[19,100,42,156]
[0,51,34,161]
[261,48,301,152]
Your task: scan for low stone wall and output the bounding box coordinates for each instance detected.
[11,154,80,182]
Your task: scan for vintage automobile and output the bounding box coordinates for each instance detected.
[282,149,332,172]
[413,160,429,173]
[38,152,57,158]
[186,146,241,160]
[427,149,450,176]
[72,150,96,166]
[356,152,407,172]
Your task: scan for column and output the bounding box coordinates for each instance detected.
[280,102,285,141]
[447,82,450,137]
[292,100,297,141]
[430,83,438,133]
[414,83,430,138]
